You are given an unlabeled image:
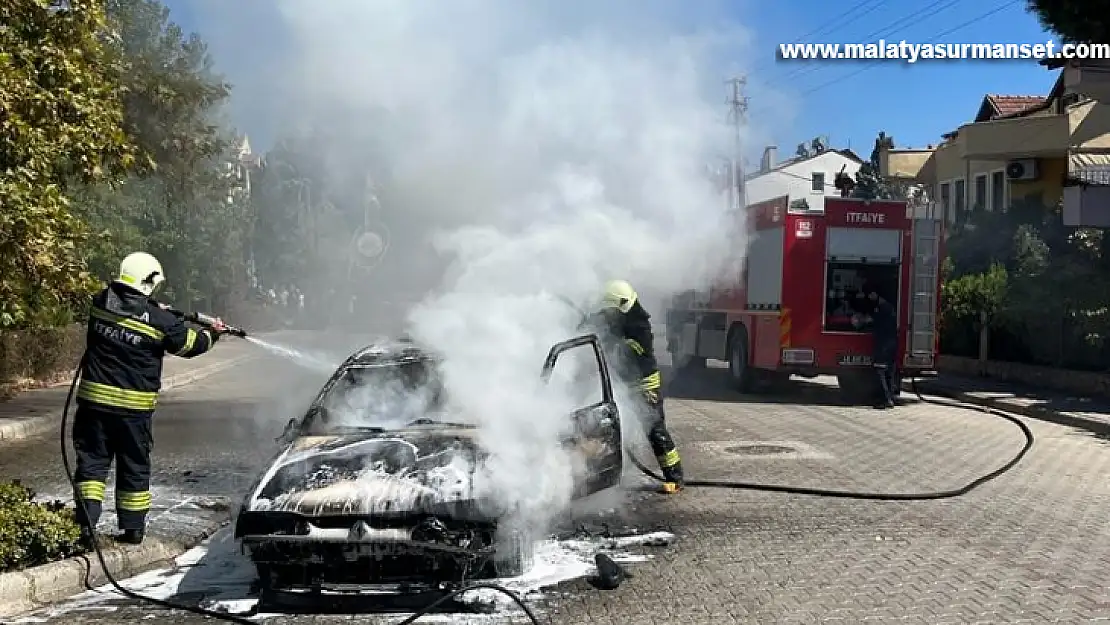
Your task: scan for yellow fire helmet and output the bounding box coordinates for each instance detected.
[601,279,638,314]
[116,252,165,296]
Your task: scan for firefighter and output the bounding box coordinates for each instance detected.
[73,252,228,545]
[592,280,685,493]
[868,289,898,409]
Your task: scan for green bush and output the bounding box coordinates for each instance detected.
[0,481,86,573]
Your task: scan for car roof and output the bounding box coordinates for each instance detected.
[342,337,438,367]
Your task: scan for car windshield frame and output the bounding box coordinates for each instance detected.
[303,356,450,434]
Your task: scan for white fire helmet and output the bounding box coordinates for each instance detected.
[600,279,638,314]
[115,252,165,296]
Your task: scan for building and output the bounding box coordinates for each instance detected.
[879,69,1110,227]
[745,138,864,212]
[226,134,263,201]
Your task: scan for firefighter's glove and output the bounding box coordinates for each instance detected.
[642,390,660,404]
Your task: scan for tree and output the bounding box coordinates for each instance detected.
[1026,0,1110,45]
[0,0,136,328]
[71,0,248,311]
[941,263,1009,361]
[852,131,908,201]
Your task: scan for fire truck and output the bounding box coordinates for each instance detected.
[664,195,944,400]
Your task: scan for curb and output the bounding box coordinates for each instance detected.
[900,379,1110,437]
[0,353,257,444]
[0,517,229,619]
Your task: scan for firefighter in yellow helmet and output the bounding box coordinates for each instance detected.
[593,279,685,493]
[72,252,228,545]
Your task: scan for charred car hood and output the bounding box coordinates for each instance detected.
[245,426,485,518]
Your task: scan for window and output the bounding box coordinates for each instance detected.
[990,170,1005,211]
[954,178,966,219]
[939,182,951,222]
[811,172,825,192]
[973,174,987,211]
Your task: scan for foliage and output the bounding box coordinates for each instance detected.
[940,194,1110,369]
[71,0,250,312]
[1026,0,1110,45]
[942,263,1008,326]
[0,0,136,328]
[0,481,85,572]
[852,131,917,202]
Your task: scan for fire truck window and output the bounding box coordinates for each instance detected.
[824,262,899,332]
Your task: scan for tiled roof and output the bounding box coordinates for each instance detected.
[988,95,1046,117]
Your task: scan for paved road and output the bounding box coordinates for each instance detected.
[12,353,1110,623]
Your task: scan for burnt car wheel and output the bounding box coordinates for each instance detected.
[493,527,535,577]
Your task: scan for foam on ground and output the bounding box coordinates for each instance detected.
[12,526,673,622]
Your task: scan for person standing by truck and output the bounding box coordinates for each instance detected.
[868,289,898,409]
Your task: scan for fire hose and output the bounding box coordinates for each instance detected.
[51,298,1033,625]
[629,376,1034,499]
[57,308,537,625]
[550,293,1034,498]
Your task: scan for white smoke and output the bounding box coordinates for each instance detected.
[189,0,776,539]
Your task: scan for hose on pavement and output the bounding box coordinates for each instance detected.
[59,362,541,625]
[629,373,1034,499]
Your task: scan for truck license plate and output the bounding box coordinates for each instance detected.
[838,354,872,366]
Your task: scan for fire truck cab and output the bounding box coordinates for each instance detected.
[664,195,943,401]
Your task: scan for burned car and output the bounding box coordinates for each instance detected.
[233,334,623,597]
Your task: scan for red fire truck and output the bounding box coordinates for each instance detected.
[664,195,944,400]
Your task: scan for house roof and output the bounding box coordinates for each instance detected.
[975,95,1047,122]
[943,70,1067,141]
[747,148,862,180]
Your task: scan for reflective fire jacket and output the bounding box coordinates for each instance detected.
[78,283,218,415]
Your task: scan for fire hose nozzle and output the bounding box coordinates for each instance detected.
[167,308,248,338]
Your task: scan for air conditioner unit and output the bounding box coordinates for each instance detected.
[1006,159,1039,181]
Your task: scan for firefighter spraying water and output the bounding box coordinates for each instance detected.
[70,252,245,546]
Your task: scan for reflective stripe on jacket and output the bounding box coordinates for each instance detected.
[79,283,217,414]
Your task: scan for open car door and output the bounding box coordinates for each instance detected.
[541,333,623,496]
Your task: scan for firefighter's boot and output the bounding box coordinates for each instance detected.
[78,526,96,551]
[117,528,145,545]
[658,453,685,494]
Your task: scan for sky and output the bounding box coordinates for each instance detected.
[164,0,1059,164]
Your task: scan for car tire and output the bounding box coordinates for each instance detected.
[493,526,535,578]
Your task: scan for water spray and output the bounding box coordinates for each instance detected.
[241,336,338,373]
[165,306,339,373]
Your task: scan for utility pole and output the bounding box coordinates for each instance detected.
[726,76,749,211]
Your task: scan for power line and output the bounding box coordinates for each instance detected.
[781,0,964,83]
[785,0,890,45]
[748,0,1037,195]
[752,0,892,77]
[751,0,1021,119]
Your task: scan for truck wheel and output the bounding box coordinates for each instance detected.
[493,526,535,578]
[728,332,754,392]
